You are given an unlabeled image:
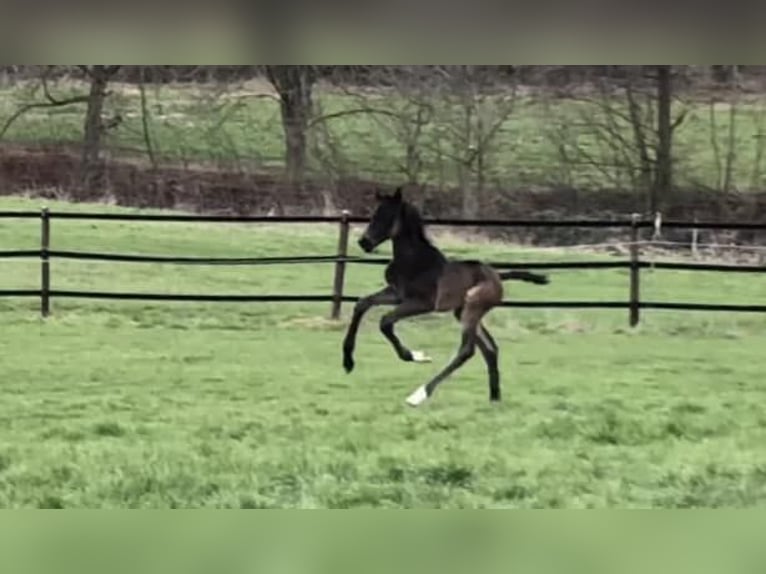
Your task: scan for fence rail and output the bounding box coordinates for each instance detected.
[2,290,765,313]
[3,210,763,230]
[5,250,766,273]
[0,208,764,324]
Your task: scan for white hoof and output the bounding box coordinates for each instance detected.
[405,385,429,407]
[410,350,432,363]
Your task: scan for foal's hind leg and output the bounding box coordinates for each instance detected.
[477,325,500,401]
[454,308,501,401]
[380,299,435,364]
[405,301,487,407]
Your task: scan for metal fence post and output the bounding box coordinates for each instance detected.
[331,210,351,319]
[41,207,51,318]
[629,213,641,327]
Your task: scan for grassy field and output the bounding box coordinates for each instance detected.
[0,197,765,508]
[2,79,766,191]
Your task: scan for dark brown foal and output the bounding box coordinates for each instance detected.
[342,187,549,406]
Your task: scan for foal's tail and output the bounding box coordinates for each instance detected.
[498,270,550,285]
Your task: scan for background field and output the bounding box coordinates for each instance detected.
[0,197,765,508]
[2,79,766,192]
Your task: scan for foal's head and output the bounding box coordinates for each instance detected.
[358,187,407,252]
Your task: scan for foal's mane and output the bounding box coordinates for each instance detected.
[398,200,431,244]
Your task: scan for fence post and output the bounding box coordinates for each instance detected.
[331,210,351,320]
[691,216,699,259]
[40,207,51,318]
[629,213,641,327]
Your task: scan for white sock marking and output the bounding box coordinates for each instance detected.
[410,350,432,363]
[405,385,429,407]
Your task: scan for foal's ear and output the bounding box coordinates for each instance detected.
[393,186,403,202]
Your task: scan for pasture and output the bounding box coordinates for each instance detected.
[0,197,765,508]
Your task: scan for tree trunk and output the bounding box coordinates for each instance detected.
[653,65,673,213]
[723,66,740,193]
[265,66,316,185]
[458,164,477,220]
[138,66,156,169]
[79,65,119,199]
[459,68,479,219]
[625,80,653,194]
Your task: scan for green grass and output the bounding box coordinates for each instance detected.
[2,79,766,191]
[0,197,765,508]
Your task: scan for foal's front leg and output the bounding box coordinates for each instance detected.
[342,286,399,373]
[379,299,435,363]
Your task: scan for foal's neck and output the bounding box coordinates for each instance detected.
[391,205,443,262]
[392,232,432,259]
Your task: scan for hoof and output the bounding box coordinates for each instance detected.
[410,350,432,363]
[405,385,429,407]
[343,356,355,374]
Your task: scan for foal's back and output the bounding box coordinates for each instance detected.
[433,260,504,312]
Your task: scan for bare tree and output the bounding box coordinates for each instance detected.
[428,66,518,218]
[323,66,436,185]
[0,65,121,199]
[654,65,673,210]
[77,65,121,198]
[323,66,518,216]
[0,66,89,140]
[708,65,742,193]
[548,66,687,212]
[264,65,317,184]
[137,66,156,169]
[749,104,766,190]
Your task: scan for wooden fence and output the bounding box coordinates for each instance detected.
[0,208,765,326]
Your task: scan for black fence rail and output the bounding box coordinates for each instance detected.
[0,208,764,325]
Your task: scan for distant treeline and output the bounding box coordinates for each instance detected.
[0,65,758,88]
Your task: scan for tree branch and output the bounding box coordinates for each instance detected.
[0,86,89,140]
[670,108,688,132]
[307,107,402,128]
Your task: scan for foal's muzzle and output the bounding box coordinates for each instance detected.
[358,236,375,253]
